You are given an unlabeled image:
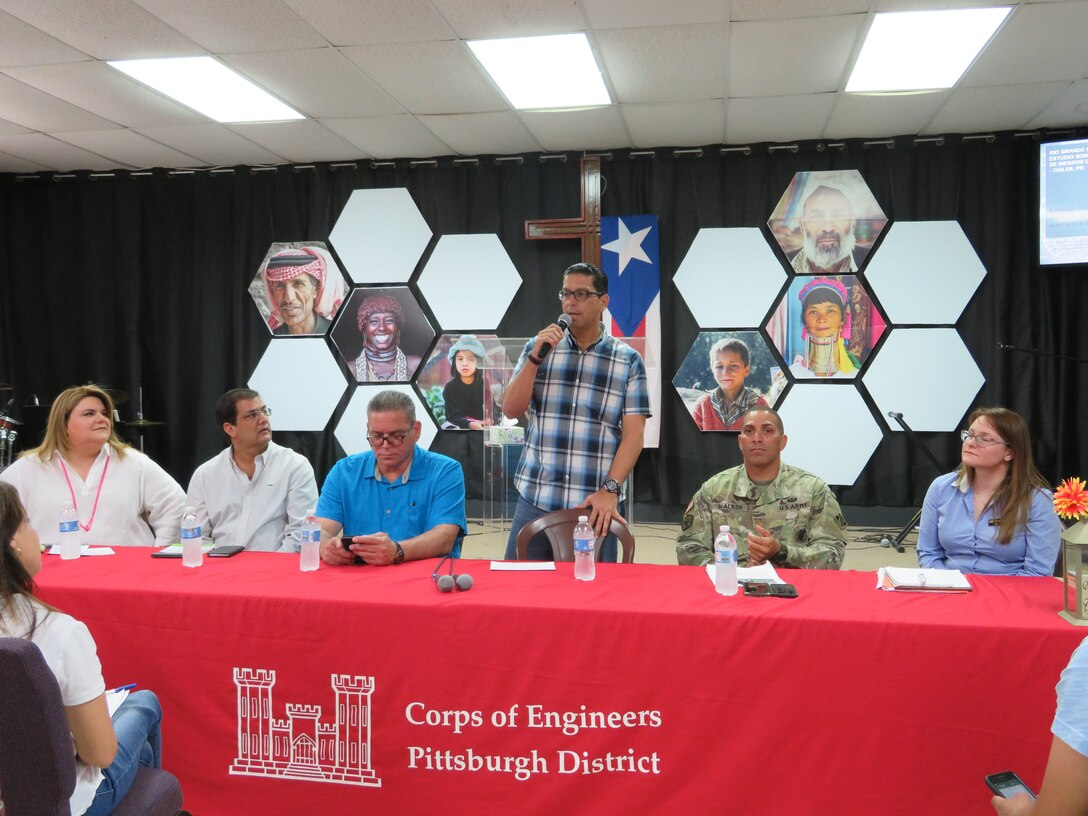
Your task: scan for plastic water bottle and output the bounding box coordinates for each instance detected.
[573,515,595,581]
[181,506,202,568]
[714,525,738,596]
[57,503,81,560]
[300,508,320,572]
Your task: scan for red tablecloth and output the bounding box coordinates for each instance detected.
[34,549,1085,816]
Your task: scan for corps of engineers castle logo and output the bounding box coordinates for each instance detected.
[230,667,381,787]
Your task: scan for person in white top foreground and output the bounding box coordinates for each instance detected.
[0,482,166,815]
[186,388,317,552]
[0,384,185,548]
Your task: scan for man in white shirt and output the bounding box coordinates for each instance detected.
[186,389,317,552]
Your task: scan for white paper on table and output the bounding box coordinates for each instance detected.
[490,561,557,571]
[875,566,972,592]
[155,543,215,556]
[48,545,116,556]
[703,562,785,586]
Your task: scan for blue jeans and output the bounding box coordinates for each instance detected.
[505,495,623,563]
[84,690,163,816]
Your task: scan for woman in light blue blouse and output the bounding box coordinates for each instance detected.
[917,407,1061,576]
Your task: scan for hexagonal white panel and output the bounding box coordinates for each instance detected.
[674,228,786,328]
[417,234,521,330]
[865,222,987,325]
[776,384,883,486]
[248,338,347,432]
[863,328,985,432]
[334,384,437,456]
[329,188,433,284]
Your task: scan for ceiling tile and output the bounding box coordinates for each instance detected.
[961,2,1088,88]
[0,73,120,131]
[729,15,863,97]
[0,8,91,66]
[322,115,453,159]
[226,120,363,162]
[281,0,456,45]
[432,0,588,39]
[3,61,207,128]
[0,148,50,172]
[415,111,543,156]
[0,0,202,60]
[55,128,203,169]
[342,41,507,115]
[725,93,837,144]
[224,47,402,118]
[134,123,286,166]
[0,132,122,171]
[596,24,728,104]
[1028,79,1088,130]
[731,0,869,21]
[130,0,329,54]
[922,82,1070,135]
[825,91,950,139]
[519,106,628,151]
[621,100,725,148]
[584,0,727,29]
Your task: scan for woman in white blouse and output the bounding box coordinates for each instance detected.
[0,384,185,548]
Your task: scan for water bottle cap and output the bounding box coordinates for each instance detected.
[720,525,730,533]
[578,515,588,523]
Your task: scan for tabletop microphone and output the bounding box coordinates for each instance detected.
[432,555,473,592]
[887,411,903,420]
[537,314,571,361]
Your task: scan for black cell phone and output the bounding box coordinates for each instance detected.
[341,535,357,552]
[743,581,798,598]
[208,544,244,557]
[985,771,1036,800]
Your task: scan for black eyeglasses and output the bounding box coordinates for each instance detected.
[959,430,1008,448]
[558,289,603,302]
[239,407,272,422]
[366,430,411,447]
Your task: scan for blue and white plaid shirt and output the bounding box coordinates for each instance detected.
[513,326,651,511]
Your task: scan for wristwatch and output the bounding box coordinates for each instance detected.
[601,478,621,495]
[393,541,405,564]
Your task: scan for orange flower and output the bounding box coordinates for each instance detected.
[1054,477,1088,521]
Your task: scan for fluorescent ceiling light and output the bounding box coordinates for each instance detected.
[846,7,1011,93]
[468,33,611,110]
[108,56,303,123]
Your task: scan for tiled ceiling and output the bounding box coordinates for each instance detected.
[0,0,1085,172]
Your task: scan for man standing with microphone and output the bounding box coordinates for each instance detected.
[502,262,651,562]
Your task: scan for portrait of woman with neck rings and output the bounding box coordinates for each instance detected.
[916,407,1062,576]
[348,292,425,383]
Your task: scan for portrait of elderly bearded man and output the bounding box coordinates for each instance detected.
[788,185,866,277]
[262,248,344,335]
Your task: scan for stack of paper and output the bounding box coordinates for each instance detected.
[704,562,786,587]
[876,567,972,592]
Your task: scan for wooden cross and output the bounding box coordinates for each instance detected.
[524,156,602,267]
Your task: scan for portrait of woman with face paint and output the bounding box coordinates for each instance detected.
[352,294,423,383]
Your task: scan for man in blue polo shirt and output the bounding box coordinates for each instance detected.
[317,390,466,566]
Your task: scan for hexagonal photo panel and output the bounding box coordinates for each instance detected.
[776,383,884,486]
[330,286,435,383]
[864,221,987,325]
[767,276,887,379]
[862,328,985,433]
[672,331,785,432]
[334,384,438,457]
[247,243,348,336]
[768,170,888,276]
[673,228,786,329]
[248,338,348,432]
[328,188,433,284]
[417,235,522,331]
[415,334,521,431]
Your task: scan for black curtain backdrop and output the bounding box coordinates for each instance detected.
[2,131,1087,516]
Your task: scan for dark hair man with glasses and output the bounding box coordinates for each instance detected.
[186,388,318,551]
[502,262,651,561]
[316,389,466,567]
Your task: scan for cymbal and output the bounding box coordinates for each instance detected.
[86,384,130,406]
[125,418,165,429]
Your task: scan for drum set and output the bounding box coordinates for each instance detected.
[0,384,166,470]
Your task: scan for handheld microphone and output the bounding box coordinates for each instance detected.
[432,555,473,593]
[537,314,572,361]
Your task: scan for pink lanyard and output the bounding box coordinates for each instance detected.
[60,453,110,533]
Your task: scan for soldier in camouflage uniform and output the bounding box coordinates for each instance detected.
[677,407,846,569]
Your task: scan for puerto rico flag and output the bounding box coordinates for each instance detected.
[601,215,661,448]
